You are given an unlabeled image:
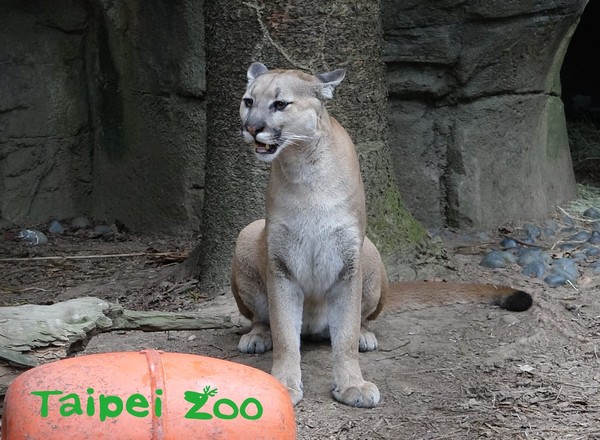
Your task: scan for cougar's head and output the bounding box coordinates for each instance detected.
[240,62,346,163]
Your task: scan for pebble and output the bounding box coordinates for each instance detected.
[583,246,600,257]
[583,207,600,219]
[544,274,569,287]
[569,231,591,242]
[589,231,600,245]
[500,238,518,249]
[47,220,65,235]
[558,242,578,252]
[550,258,579,281]
[518,236,536,245]
[71,216,92,229]
[516,249,544,268]
[562,215,575,227]
[17,229,48,245]
[522,261,547,278]
[480,250,516,268]
[523,223,541,239]
[542,227,556,237]
[93,225,113,236]
[570,252,586,262]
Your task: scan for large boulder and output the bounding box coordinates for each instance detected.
[382,0,586,229]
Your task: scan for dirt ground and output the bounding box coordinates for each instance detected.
[1,208,599,439]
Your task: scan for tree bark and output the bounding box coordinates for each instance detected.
[182,0,426,291]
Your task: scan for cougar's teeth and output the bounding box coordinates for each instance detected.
[255,142,278,154]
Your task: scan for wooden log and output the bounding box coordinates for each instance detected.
[0,296,240,403]
[0,297,237,366]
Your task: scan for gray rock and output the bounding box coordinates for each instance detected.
[589,231,600,245]
[582,246,600,257]
[569,231,591,242]
[71,216,91,229]
[93,225,113,236]
[480,250,516,268]
[523,224,541,239]
[499,238,518,249]
[544,274,569,287]
[551,258,579,281]
[522,262,547,279]
[517,249,545,268]
[48,220,65,235]
[583,207,600,219]
[17,229,48,245]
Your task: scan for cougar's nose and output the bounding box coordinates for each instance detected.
[246,125,264,137]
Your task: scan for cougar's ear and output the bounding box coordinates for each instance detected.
[314,68,346,99]
[247,62,269,86]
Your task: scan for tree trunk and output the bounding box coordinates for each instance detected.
[182,0,426,291]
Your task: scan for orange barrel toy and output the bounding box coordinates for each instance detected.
[2,350,296,439]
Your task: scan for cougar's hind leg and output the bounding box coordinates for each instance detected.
[359,237,388,352]
[231,220,272,354]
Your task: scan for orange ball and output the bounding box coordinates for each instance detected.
[2,350,296,439]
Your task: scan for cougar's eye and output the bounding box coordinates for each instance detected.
[243,98,253,108]
[272,100,289,111]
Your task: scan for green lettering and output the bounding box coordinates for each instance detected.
[86,388,95,416]
[126,394,149,418]
[213,398,238,420]
[240,397,263,420]
[31,390,63,417]
[59,393,83,417]
[98,394,124,421]
[155,389,163,417]
[183,390,213,420]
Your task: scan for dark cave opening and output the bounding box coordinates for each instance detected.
[560,0,600,185]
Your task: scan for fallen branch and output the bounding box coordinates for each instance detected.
[0,297,238,369]
[106,303,234,332]
[0,252,182,263]
[557,206,599,223]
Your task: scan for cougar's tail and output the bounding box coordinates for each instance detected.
[382,281,533,314]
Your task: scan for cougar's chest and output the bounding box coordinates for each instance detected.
[268,206,359,297]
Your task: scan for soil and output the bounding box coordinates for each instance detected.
[1,212,599,439]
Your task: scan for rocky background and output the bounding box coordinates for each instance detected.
[0,0,592,234]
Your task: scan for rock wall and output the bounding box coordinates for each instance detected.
[0,0,206,233]
[0,1,92,227]
[382,0,586,229]
[87,0,206,233]
[0,0,588,233]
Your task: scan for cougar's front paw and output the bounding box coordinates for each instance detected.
[332,380,380,408]
[282,381,303,406]
[272,368,304,406]
[238,331,273,354]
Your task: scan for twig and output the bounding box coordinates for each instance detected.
[566,280,579,292]
[557,206,599,223]
[0,252,176,263]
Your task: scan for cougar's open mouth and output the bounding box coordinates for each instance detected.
[254,141,278,155]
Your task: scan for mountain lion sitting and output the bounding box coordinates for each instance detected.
[231,62,532,408]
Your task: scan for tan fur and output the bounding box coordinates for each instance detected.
[231,63,531,409]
